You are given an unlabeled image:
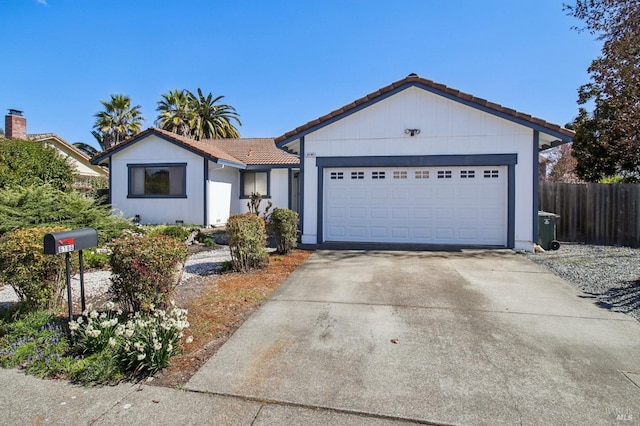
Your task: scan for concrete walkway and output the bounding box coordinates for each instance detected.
[2,250,640,425]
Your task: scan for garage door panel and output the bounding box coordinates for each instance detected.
[370,208,388,219]
[350,227,367,237]
[349,207,367,219]
[328,207,347,218]
[370,227,388,238]
[392,188,410,200]
[392,208,409,219]
[391,228,410,239]
[324,166,506,246]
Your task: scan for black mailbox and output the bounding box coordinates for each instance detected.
[44,228,98,255]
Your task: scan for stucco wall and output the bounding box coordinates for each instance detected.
[110,135,206,225]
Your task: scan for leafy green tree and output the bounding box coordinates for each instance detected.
[187,88,241,140]
[92,94,144,151]
[155,89,194,137]
[0,138,75,191]
[565,0,640,182]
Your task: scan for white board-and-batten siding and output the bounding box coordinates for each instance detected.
[299,86,536,250]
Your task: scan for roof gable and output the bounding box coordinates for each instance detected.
[91,128,299,168]
[276,74,575,147]
[29,133,108,177]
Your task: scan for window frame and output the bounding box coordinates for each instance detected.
[127,163,187,199]
[240,170,271,199]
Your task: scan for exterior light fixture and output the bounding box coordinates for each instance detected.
[405,128,420,136]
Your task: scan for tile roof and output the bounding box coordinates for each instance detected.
[209,138,300,165]
[91,127,299,167]
[275,73,575,144]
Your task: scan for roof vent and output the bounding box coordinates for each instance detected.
[407,73,418,77]
[8,109,23,116]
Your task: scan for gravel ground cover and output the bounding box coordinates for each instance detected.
[0,245,233,309]
[525,243,640,321]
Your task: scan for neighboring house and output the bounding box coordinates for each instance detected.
[275,74,574,251]
[4,110,108,191]
[90,128,299,226]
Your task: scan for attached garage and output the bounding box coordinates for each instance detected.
[323,165,507,246]
[276,74,574,251]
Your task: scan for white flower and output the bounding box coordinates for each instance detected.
[99,312,107,320]
[76,316,84,324]
[167,343,173,352]
[108,337,117,347]
[153,340,162,351]
[134,342,144,352]
[100,320,111,329]
[105,301,115,311]
[68,321,79,331]
[90,310,99,319]
[137,353,146,361]
[185,336,193,344]
[124,329,134,338]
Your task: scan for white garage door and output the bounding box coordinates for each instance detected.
[324,166,507,246]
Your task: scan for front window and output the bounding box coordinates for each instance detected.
[241,171,269,198]
[128,163,186,198]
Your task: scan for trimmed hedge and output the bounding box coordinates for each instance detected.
[269,208,299,254]
[227,213,268,272]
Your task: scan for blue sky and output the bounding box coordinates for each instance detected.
[1,0,601,149]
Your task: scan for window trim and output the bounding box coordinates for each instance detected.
[127,163,187,199]
[240,170,271,199]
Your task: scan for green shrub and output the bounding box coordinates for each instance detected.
[83,247,111,270]
[195,231,216,247]
[155,225,190,241]
[0,311,70,378]
[269,208,299,255]
[109,234,188,312]
[0,184,133,243]
[0,227,73,309]
[0,138,75,191]
[227,213,268,272]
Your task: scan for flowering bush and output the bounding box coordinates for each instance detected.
[117,303,190,373]
[110,233,188,312]
[69,302,121,354]
[69,302,190,374]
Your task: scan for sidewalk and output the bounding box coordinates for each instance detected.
[0,369,418,425]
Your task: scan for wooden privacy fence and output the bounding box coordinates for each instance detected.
[539,182,640,247]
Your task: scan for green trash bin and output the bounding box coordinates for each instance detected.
[538,211,560,250]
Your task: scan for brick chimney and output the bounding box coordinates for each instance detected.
[5,109,27,139]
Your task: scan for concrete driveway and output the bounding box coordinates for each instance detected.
[186,250,640,425]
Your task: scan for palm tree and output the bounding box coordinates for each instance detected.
[92,94,144,150]
[155,89,193,137]
[187,88,241,140]
[72,142,99,157]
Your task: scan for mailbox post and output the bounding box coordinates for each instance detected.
[44,228,98,322]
